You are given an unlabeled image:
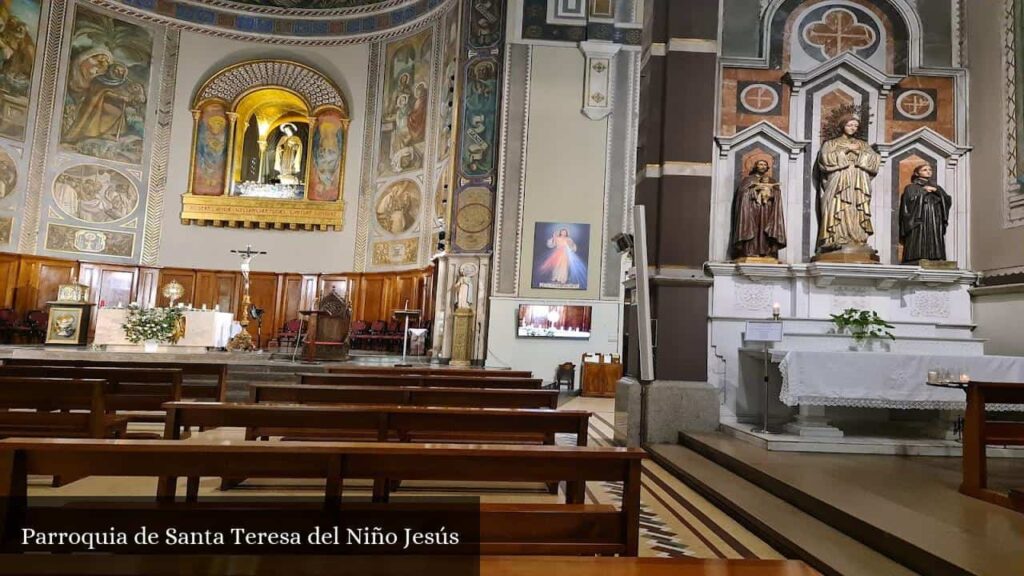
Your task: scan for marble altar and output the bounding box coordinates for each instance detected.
[94,308,234,353]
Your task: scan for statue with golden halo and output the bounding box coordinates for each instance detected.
[814,105,881,263]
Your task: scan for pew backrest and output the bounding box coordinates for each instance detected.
[298,373,544,390]
[0,377,120,438]
[327,366,533,378]
[0,366,182,414]
[249,383,559,409]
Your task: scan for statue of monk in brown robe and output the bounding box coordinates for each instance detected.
[730,159,787,261]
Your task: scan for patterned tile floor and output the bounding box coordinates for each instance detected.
[25,396,781,560]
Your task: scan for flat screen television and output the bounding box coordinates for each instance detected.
[517,304,592,340]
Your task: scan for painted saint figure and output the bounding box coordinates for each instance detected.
[538,228,587,287]
[899,164,952,264]
[274,123,303,184]
[730,159,787,261]
[815,111,880,254]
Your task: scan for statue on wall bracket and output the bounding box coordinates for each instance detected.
[730,159,787,263]
[813,105,881,264]
[899,163,954,268]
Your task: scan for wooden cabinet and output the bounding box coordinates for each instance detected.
[581,353,623,398]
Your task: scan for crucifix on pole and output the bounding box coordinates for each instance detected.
[227,245,266,352]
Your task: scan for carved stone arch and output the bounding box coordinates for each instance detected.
[761,0,920,74]
[193,60,349,116]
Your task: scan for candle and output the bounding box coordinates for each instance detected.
[202,304,207,311]
[927,370,938,384]
[772,302,781,318]
[959,373,971,384]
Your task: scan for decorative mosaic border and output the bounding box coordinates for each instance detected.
[88,0,456,46]
[1004,0,1024,227]
[18,0,68,254]
[141,28,181,266]
[353,42,382,272]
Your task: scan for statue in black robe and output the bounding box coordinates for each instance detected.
[899,164,952,264]
[730,160,787,261]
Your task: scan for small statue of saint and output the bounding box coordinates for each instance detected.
[452,270,474,310]
[899,163,952,264]
[274,123,303,185]
[730,159,787,261]
[815,107,881,259]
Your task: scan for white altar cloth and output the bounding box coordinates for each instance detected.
[94,308,234,349]
[779,351,1024,410]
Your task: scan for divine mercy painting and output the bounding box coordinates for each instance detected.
[0,0,41,141]
[531,222,589,291]
[378,27,432,178]
[60,6,153,165]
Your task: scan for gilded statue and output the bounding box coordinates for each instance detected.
[815,106,880,262]
[274,123,303,184]
[899,163,952,265]
[730,159,787,262]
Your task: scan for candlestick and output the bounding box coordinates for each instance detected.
[771,302,781,320]
[959,373,971,384]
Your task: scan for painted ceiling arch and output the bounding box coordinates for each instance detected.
[86,0,455,45]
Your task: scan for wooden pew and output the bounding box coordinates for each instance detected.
[328,365,533,379]
[249,383,559,410]
[2,358,227,402]
[0,366,182,424]
[299,373,544,390]
[960,381,1024,512]
[0,439,645,556]
[165,401,589,499]
[0,377,127,439]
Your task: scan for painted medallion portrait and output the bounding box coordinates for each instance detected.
[52,164,139,223]
[375,179,421,236]
[0,146,16,199]
[531,222,590,291]
[378,27,432,177]
[0,0,41,141]
[60,6,154,164]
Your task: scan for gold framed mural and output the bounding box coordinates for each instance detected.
[181,60,350,231]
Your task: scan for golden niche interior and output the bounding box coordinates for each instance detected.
[181,60,349,231]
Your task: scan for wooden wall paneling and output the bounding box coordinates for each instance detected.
[318,274,352,302]
[240,272,280,347]
[15,256,79,313]
[0,253,20,309]
[300,275,318,311]
[357,276,389,323]
[78,263,138,309]
[276,274,308,330]
[155,269,197,308]
[391,273,420,318]
[194,271,238,313]
[136,267,160,309]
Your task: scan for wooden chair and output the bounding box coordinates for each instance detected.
[960,381,1024,512]
[555,362,576,391]
[349,320,370,350]
[270,318,303,349]
[0,377,127,439]
[298,373,544,390]
[249,383,559,410]
[23,309,49,343]
[0,439,645,556]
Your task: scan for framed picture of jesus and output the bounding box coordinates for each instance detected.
[531,222,590,290]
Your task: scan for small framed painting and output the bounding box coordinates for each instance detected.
[46,306,84,345]
[531,222,590,290]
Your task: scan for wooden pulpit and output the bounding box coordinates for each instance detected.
[303,289,352,362]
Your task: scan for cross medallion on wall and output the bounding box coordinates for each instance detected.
[802,8,877,59]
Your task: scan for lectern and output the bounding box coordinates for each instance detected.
[393,309,421,367]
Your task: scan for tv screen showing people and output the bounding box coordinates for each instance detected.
[516,304,592,340]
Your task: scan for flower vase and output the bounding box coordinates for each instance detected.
[143,341,159,353]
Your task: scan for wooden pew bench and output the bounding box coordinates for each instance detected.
[299,373,544,390]
[0,439,645,556]
[2,359,227,403]
[165,401,589,499]
[249,383,559,410]
[328,366,534,379]
[961,380,1024,512]
[0,366,182,426]
[0,377,126,439]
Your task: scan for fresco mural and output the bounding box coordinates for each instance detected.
[0,146,16,198]
[460,58,498,178]
[45,223,134,258]
[437,8,459,161]
[378,27,432,178]
[60,5,153,165]
[0,0,40,141]
[229,0,389,7]
[308,108,345,201]
[191,101,228,196]
[375,179,421,235]
[52,164,138,223]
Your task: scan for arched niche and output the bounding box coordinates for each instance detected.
[181,60,350,231]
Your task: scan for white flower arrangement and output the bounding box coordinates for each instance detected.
[122,305,185,344]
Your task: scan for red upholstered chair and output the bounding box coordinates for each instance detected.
[23,310,48,343]
[369,320,387,351]
[0,308,16,344]
[350,320,369,350]
[271,318,303,349]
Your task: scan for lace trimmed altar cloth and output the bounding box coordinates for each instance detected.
[779,351,1024,410]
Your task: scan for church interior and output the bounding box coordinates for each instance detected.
[0,0,1020,574]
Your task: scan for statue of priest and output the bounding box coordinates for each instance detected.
[899,163,952,264]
